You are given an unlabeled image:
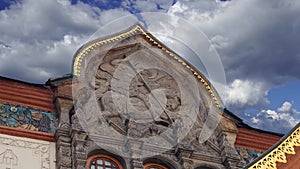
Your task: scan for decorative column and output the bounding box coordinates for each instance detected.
[55,98,73,169]
[125,138,144,169]
[71,114,89,169]
[218,131,245,169]
[175,146,194,169]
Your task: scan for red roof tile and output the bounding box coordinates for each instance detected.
[235,127,282,151]
[0,77,54,112]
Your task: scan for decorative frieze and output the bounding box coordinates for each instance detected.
[0,102,58,133]
[236,147,262,164]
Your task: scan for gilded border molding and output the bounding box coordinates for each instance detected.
[248,125,300,169]
[72,24,223,108]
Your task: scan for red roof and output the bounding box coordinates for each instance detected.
[276,145,300,169]
[235,127,282,151]
[0,77,54,112]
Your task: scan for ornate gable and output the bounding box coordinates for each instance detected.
[52,23,245,169]
[72,24,222,109]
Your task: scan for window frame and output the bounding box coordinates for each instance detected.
[144,163,169,169]
[86,154,123,169]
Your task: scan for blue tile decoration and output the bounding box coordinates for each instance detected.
[0,102,58,133]
[236,147,263,163]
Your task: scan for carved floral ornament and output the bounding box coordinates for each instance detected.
[247,124,300,169]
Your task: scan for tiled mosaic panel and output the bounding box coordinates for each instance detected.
[0,102,58,133]
[236,147,263,163]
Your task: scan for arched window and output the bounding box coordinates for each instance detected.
[87,154,123,169]
[144,163,169,169]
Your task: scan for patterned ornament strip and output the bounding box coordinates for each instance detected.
[0,102,58,133]
[236,147,263,164]
[248,127,300,169]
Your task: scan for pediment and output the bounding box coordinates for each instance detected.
[71,24,228,157]
[72,24,222,109]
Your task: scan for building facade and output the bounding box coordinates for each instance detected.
[0,24,292,169]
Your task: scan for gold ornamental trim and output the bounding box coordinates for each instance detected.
[248,125,300,169]
[72,24,223,109]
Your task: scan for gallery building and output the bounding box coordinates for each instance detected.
[0,24,298,169]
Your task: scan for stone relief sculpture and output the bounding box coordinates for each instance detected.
[75,42,207,146]
[96,56,182,137]
[67,24,244,168]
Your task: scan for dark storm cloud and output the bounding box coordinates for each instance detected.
[214,1,300,111]
[170,1,300,100]
[221,8,300,82]
[0,0,131,83]
[184,0,300,82]
[167,0,300,133]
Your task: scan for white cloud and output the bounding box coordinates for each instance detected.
[168,0,223,23]
[210,35,229,49]
[278,101,300,115]
[251,116,260,124]
[98,8,132,24]
[224,79,269,107]
[251,101,300,133]
[122,0,174,12]
[261,109,279,120]
[278,101,293,113]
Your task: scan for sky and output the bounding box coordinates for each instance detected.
[0,0,299,134]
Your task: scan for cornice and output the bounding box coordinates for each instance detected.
[0,125,55,142]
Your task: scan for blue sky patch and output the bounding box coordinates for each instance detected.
[268,81,300,110]
[0,0,20,10]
